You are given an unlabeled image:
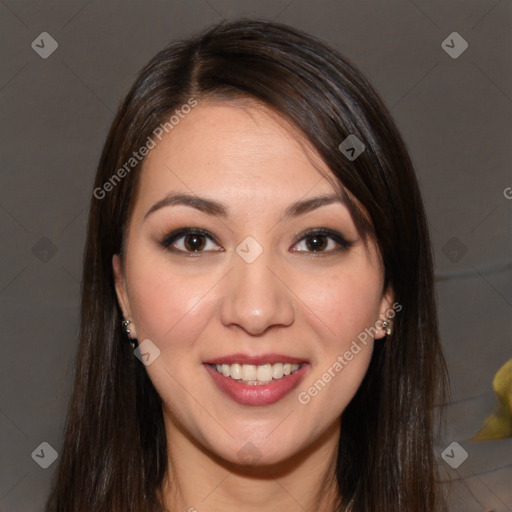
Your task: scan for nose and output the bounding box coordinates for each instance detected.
[219,245,296,336]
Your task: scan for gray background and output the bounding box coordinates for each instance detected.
[0,0,511,510]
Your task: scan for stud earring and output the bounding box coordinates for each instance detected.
[121,319,131,334]
[381,320,392,336]
[121,319,137,349]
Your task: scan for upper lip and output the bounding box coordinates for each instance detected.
[203,353,308,365]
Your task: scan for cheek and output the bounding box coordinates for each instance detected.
[126,259,221,413]
[294,266,382,409]
[302,267,383,346]
[126,251,218,352]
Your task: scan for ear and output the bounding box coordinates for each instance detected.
[375,286,395,340]
[112,254,135,331]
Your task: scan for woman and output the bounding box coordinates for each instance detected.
[45,19,448,512]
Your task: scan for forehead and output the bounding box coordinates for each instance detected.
[135,100,340,209]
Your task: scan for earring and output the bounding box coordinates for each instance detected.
[382,320,392,336]
[121,319,131,334]
[122,319,137,349]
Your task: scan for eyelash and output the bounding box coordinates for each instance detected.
[159,227,354,256]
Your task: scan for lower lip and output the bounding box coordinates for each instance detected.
[204,363,310,406]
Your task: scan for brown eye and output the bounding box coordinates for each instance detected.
[304,234,328,252]
[183,233,206,251]
[160,228,222,254]
[291,228,354,254]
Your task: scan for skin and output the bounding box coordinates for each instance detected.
[113,99,393,512]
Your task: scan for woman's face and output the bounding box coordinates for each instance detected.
[113,99,393,466]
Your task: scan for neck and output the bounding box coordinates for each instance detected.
[159,415,341,512]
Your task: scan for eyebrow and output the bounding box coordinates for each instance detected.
[143,192,345,221]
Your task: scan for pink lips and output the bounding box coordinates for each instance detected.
[203,353,310,406]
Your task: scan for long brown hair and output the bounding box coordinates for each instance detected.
[45,19,448,512]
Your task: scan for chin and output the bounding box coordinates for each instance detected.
[204,430,308,470]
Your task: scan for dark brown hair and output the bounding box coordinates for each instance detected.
[45,18,448,512]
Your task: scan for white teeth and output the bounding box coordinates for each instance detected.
[256,364,273,382]
[230,363,242,380]
[211,362,303,383]
[272,363,284,379]
[242,364,257,381]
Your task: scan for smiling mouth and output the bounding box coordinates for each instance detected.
[209,362,305,385]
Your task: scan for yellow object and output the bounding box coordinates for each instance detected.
[472,359,512,441]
